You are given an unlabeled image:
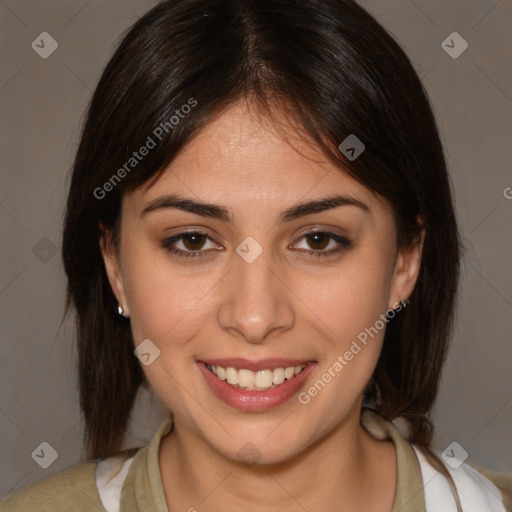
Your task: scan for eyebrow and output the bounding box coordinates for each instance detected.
[140,193,370,223]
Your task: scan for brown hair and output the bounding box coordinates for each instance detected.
[62,0,462,508]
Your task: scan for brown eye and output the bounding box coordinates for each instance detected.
[181,233,207,251]
[162,230,219,259]
[293,230,354,258]
[305,232,330,251]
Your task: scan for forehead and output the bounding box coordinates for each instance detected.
[128,101,385,215]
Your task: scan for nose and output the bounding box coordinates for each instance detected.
[217,251,295,344]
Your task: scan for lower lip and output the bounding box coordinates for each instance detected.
[197,361,317,412]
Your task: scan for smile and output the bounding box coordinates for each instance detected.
[205,363,307,391]
[198,359,317,411]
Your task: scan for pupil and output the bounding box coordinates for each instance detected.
[308,233,328,250]
[184,233,205,250]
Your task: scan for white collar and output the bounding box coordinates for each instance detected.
[414,445,507,511]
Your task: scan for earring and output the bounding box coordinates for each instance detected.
[117,303,129,318]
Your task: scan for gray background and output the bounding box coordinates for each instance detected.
[1,0,511,498]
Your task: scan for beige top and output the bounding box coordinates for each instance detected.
[1,408,511,511]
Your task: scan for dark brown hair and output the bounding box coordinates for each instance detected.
[62,0,462,507]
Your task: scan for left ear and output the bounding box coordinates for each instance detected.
[388,215,425,308]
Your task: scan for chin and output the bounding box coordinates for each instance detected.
[212,428,308,467]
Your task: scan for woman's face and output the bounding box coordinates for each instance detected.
[101,101,422,464]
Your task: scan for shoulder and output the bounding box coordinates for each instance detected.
[469,463,512,512]
[0,461,105,512]
[413,445,512,512]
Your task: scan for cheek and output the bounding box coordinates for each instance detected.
[294,253,393,348]
[123,254,222,408]
[296,253,393,405]
[123,248,221,347]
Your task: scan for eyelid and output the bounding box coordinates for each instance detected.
[293,225,350,240]
[290,229,353,255]
[162,229,220,256]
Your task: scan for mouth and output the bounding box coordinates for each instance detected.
[205,362,307,391]
[197,358,316,411]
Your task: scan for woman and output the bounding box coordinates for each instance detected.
[2,0,511,511]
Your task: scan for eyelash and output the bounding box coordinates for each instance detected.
[161,229,353,260]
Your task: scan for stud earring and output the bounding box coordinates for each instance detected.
[117,303,129,318]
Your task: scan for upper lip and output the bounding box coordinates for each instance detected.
[198,358,315,372]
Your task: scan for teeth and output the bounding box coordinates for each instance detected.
[216,366,226,380]
[254,369,273,388]
[238,369,254,388]
[284,367,295,379]
[206,363,307,390]
[272,367,285,385]
[226,367,238,385]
